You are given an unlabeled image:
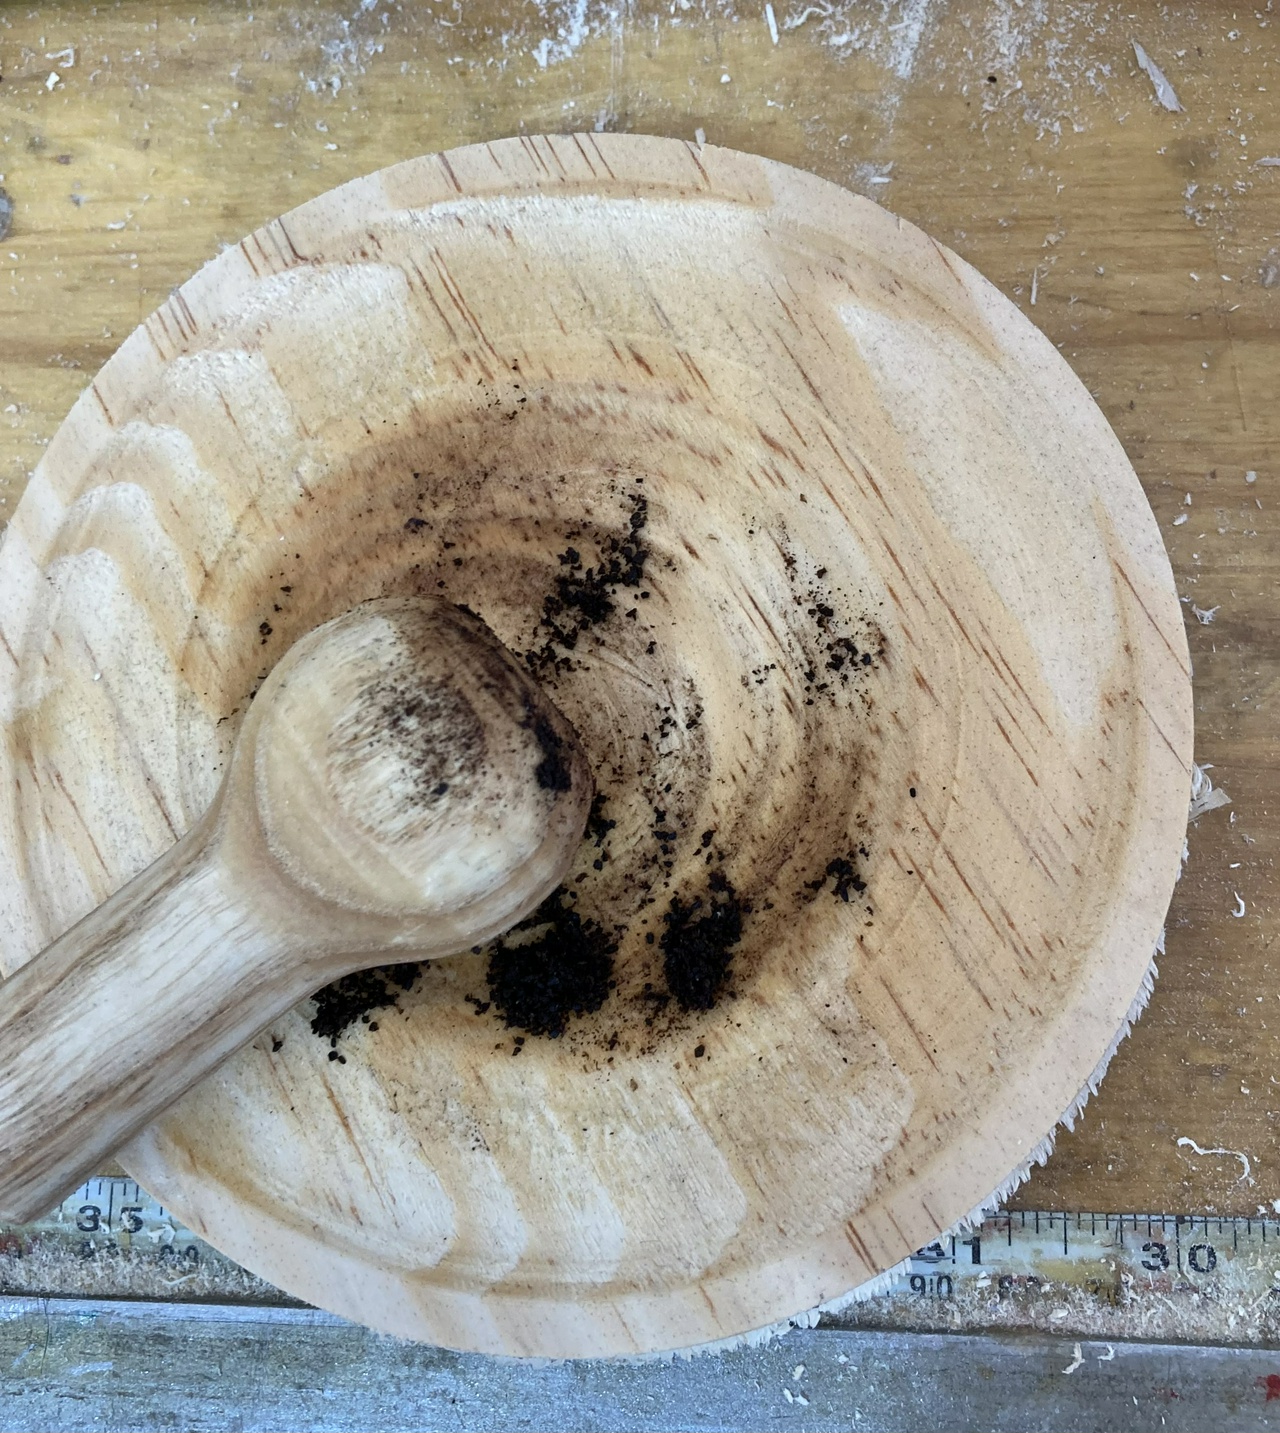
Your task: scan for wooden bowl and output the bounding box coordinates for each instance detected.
[0,134,1192,1357]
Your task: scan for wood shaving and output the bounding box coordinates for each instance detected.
[1189,764,1231,821]
[1176,1136,1251,1183]
[1131,40,1183,113]
[765,2,779,45]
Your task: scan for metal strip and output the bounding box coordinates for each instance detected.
[1,1298,1277,1432]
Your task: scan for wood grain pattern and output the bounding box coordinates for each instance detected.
[0,131,1190,1354]
[2,0,1274,1230]
[0,598,591,1223]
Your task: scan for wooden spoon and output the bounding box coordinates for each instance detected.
[0,597,592,1224]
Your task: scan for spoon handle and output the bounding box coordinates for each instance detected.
[0,820,315,1223]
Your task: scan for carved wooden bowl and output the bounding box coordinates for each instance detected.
[0,135,1191,1356]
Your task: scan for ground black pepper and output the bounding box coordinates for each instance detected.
[310,963,423,1046]
[804,848,870,903]
[824,856,868,902]
[525,491,649,674]
[484,889,617,1037]
[585,792,616,847]
[303,474,886,1059]
[660,871,747,1011]
[522,698,573,792]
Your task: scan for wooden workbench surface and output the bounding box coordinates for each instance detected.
[1,0,1275,1220]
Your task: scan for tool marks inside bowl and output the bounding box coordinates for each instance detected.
[228,387,896,1061]
[0,137,1189,1351]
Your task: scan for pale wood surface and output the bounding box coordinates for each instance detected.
[0,128,1190,1354]
[0,598,590,1223]
[0,0,1272,1343]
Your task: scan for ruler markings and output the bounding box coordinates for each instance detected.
[892,1207,1280,1311]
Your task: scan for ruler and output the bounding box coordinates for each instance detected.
[0,1177,285,1303]
[889,1208,1280,1302]
[5,1182,1280,1327]
[3,1176,209,1265]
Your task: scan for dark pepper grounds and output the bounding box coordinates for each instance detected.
[306,482,882,1056]
[525,492,649,673]
[804,848,869,903]
[585,791,616,847]
[824,856,867,902]
[310,963,423,1046]
[485,889,617,1037]
[660,871,747,1012]
[522,698,573,792]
